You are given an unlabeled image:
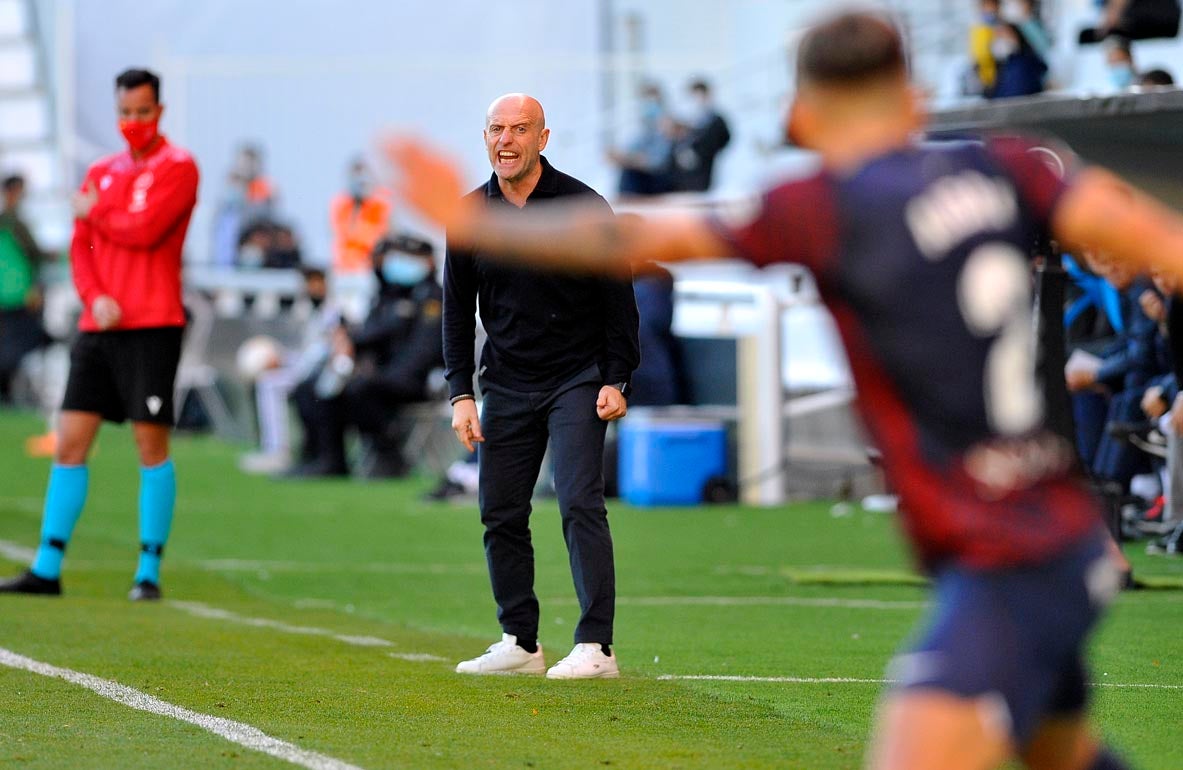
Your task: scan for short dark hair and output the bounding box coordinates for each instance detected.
[1139,68,1174,86]
[796,12,907,88]
[115,68,160,102]
[688,79,711,95]
[2,174,24,193]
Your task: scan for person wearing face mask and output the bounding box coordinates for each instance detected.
[1000,0,1054,61]
[0,68,199,601]
[970,0,1002,95]
[606,83,674,197]
[329,158,392,275]
[987,22,1049,98]
[1106,37,1138,90]
[288,234,443,478]
[668,79,731,193]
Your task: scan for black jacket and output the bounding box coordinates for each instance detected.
[443,156,640,399]
[351,275,444,399]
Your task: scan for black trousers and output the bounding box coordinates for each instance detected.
[292,375,419,469]
[478,365,614,645]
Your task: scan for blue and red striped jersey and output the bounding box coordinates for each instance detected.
[711,138,1102,570]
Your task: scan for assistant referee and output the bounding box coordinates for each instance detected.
[0,68,199,600]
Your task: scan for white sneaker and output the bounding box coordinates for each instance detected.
[455,634,546,675]
[546,643,619,679]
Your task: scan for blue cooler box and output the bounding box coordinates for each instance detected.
[618,418,727,506]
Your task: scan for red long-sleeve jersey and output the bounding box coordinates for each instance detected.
[70,137,199,331]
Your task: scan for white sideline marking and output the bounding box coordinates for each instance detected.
[388,653,448,663]
[0,540,35,563]
[169,601,395,648]
[661,674,891,684]
[195,559,485,575]
[0,646,365,770]
[169,601,444,662]
[659,674,1183,690]
[598,596,928,610]
[0,541,485,576]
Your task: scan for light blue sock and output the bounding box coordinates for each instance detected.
[30,464,89,580]
[134,459,176,585]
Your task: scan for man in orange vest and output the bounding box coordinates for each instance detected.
[330,158,391,275]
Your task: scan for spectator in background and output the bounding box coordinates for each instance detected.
[1080,0,1182,44]
[1002,0,1053,61]
[969,1,1002,95]
[238,267,341,475]
[290,234,443,478]
[210,171,248,268]
[0,174,50,403]
[1106,36,1138,89]
[607,83,674,198]
[669,79,731,193]
[1138,67,1176,85]
[235,143,277,222]
[330,158,391,275]
[987,22,1049,98]
[630,262,683,407]
[235,221,303,269]
[1067,251,1160,485]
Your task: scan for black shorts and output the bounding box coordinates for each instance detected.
[889,532,1116,748]
[61,326,184,425]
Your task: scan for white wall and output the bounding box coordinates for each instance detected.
[70,0,606,265]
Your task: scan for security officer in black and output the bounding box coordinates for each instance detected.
[447,94,640,678]
[291,234,444,478]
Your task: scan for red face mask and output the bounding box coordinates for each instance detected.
[119,118,160,152]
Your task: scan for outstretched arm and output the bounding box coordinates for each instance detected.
[1054,168,1183,284]
[386,139,731,274]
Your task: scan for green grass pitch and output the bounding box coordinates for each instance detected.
[0,410,1180,769]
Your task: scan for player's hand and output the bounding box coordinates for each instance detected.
[1142,385,1167,419]
[596,386,627,422]
[383,137,479,243]
[1139,290,1166,323]
[1066,367,1097,392]
[331,326,354,358]
[451,399,484,452]
[72,181,99,220]
[91,295,122,330]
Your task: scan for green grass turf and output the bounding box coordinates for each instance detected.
[0,410,1180,769]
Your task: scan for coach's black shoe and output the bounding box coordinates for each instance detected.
[0,570,62,596]
[128,581,162,602]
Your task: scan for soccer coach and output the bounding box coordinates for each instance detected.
[0,68,198,601]
[449,94,639,679]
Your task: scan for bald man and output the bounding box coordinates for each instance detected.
[446,94,639,679]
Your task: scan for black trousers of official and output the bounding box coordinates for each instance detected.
[478,365,615,646]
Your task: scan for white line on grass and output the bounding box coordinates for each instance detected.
[169,601,396,648]
[388,653,449,663]
[194,558,485,575]
[169,601,447,663]
[0,646,365,770]
[658,674,1183,690]
[0,539,35,563]
[583,596,929,610]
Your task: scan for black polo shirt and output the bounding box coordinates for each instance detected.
[442,155,640,399]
